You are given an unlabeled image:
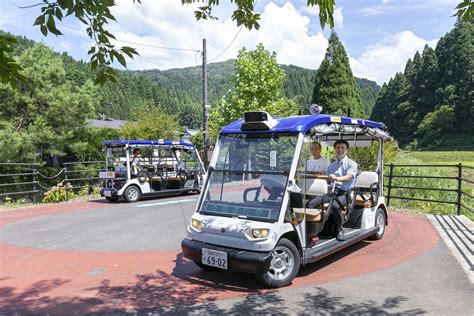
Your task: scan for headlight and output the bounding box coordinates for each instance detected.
[190,218,204,232]
[247,228,270,240]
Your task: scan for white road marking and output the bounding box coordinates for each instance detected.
[134,198,198,208]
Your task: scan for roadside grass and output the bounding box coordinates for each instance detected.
[0,193,102,213]
[387,151,473,220]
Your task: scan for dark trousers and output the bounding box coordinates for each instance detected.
[307,192,347,231]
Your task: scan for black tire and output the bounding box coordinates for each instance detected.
[123,185,140,203]
[369,208,386,240]
[105,196,119,202]
[194,260,220,271]
[255,238,300,288]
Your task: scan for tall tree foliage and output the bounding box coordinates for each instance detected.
[371,18,473,149]
[0,44,97,161]
[311,32,365,118]
[210,44,298,138]
[119,106,180,140]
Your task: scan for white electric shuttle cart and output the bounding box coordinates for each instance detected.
[181,111,392,287]
[99,140,205,202]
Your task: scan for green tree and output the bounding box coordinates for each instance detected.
[371,18,473,149]
[0,44,97,161]
[312,32,365,118]
[417,105,456,147]
[119,106,180,140]
[435,18,474,132]
[210,44,298,138]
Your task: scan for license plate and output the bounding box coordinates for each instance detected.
[100,171,115,179]
[104,190,112,197]
[201,248,228,269]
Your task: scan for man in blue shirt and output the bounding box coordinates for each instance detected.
[307,139,357,241]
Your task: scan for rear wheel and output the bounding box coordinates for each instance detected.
[369,208,386,240]
[255,238,300,288]
[123,185,140,203]
[194,260,220,271]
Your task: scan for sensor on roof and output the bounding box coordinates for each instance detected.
[309,104,323,115]
[241,111,278,131]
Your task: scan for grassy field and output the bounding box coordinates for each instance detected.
[401,151,474,166]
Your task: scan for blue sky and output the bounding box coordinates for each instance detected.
[0,0,460,84]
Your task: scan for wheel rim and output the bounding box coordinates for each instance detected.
[127,187,139,201]
[376,212,385,235]
[266,246,294,281]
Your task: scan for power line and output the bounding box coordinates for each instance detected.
[208,26,243,62]
[7,0,200,53]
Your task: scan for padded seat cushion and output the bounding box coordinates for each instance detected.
[354,194,373,207]
[293,205,328,222]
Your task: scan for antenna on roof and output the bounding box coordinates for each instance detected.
[309,104,323,115]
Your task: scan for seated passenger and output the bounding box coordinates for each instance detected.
[307,139,357,241]
[306,142,330,174]
[131,148,143,176]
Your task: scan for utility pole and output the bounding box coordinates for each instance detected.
[202,38,209,167]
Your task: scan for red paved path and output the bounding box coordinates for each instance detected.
[0,202,439,313]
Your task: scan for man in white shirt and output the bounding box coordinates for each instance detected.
[131,148,143,176]
[307,139,357,241]
[306,142,330,173]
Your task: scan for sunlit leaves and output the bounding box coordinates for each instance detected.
[0,35,26,88]
[454,0,473,21]
[32,0,141,85]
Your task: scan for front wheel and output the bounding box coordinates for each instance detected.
[123,185,140,203]
[369,208,386,240]
[255,238,300,288]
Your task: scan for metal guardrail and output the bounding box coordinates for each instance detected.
[0,161,472,213]
[384,163,473,215]
[0,161,105,203]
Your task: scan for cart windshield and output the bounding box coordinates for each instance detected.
[200,133,298,222]
[105,146,127,170]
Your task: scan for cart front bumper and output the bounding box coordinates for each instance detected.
[181,238,272,274]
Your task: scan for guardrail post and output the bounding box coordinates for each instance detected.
[32,164,37,204]
[387,163,394,207]
[64,165,69,201]
[457,163,462,215]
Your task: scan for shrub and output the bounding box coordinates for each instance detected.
[42,183,74,203]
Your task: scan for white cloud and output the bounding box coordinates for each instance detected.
[334,7,343,28]
[350,31,438,84]
[108,0,328,70]
[302,4,319,16]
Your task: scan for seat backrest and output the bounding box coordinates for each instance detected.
[356,171,378,188]
[304,179,328,195]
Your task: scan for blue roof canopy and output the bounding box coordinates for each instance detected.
[220,114,386,135]
[101,140,195,148]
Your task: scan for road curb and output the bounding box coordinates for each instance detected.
[427,214,473,283]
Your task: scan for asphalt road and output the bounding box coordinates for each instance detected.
[0,195,199,251]
[0,195,472,314]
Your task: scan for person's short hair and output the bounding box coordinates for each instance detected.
[334,139,349,149]
[133,148,141,155]
[310,142,322,149]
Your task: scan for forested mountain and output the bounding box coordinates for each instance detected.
[137,60,379,120]
[370,19,473,150]
[2,31,380,136]
[3,31,379,132]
